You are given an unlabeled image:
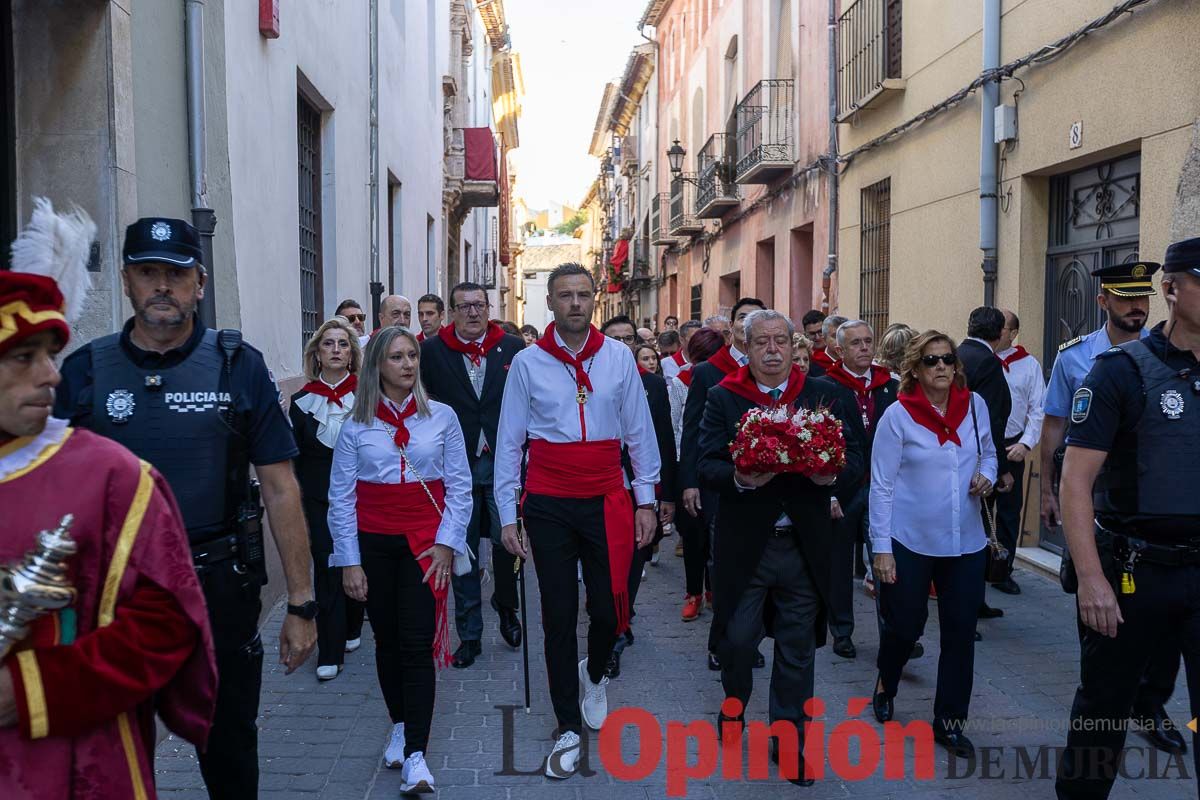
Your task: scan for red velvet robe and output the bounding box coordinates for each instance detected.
[0,420,217,799]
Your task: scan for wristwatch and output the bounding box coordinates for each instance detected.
[637,503,656,511]
[286,600,319,620]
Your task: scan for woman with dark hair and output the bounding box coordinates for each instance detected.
[328,326,472,793]
[666,326,725,621]
[290,318,366,681]
[633,342,661,376]
[868,331,997,757]
[498,320,523,338]
[519,323,540,347]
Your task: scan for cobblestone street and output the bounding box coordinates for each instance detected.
[155,541,1194,799]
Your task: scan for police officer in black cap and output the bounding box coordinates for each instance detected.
[55,217,317,799]
[1056,238,1200,799]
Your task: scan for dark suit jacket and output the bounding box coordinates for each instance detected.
[623,371,679,503]
[679,360,731,492]
[958,338,1012,477]
[288,389,337,552]
[420,332,524,465]
[831,375,899,504]
[699,375,865,650]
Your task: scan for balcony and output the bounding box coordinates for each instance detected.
[469,249,498,289]
[620,135,639,176]
[628,237,652,289]
[668,176,703,236]
[650,193,676,245]
[696,133,740,218]
[450,128,500,207]
[734,79,794,184]
[837,0,905,122]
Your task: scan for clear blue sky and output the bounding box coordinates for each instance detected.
[506,0,649,211]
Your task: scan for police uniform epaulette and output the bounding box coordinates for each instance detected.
[1058,336,1083,352]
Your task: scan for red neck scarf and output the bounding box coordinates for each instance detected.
[718,364,807,408]
[811,348,836,370]
[416,331,426,342]
[707,345,741,376]
[670,351,687,367]
[999,345,1030,372]
[439,321,505,367]
[678,365,694,387]
[300,373,358,408]
[637,365,653,377]
[898,384,971,446]
[825,362,891,428]
[536,322,607,395]
[375,397,419,449]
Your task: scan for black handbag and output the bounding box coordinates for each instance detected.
[970,396,1010,582]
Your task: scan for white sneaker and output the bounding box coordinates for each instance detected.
[545,731,581,779]
[383,722,406,768]
[344,637,361,653]
[316,665,340,681]
[400,751,435,794]
[650,545,661,565]
[578,658,609,730]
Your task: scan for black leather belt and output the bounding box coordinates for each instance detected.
[191,534,240,568]
[772,525,794,537]
[1096,526,1200,567]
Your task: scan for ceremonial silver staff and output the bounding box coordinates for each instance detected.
[0,515,78,661]
[514,490,531,714]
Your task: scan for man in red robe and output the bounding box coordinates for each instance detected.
[0,213,216,799]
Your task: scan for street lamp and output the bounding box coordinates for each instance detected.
[667,140,687,177]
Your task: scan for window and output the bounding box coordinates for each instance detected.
[426,215,437,293]
[690,284,703,320]
[837,0,903,118]
[388,176,401,294]
[297,92,324,348]
[859,178,891,335]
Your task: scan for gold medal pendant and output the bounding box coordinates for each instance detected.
[577,388,589,405]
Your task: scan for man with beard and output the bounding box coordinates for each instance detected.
[335,299,368,338]
[54,217,317,799]
[1039,260,1185,757]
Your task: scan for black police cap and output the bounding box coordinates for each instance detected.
[1163,237,1200,278]
[122,217,203,268]
[1090,261,1159,298]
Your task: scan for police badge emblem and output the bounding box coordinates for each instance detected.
[1160,389,1185,420]
[106,389,136,423]
[150,221,171,242]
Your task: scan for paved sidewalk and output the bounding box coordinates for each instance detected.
[155,537,1194,799]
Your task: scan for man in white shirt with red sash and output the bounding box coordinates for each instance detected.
[497,262,660,780]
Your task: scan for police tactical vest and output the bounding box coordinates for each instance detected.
[1093,339,1200,518]
[89,330,244,540]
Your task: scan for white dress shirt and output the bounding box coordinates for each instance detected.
[997,347,1046,447]
[327,395,472,566]
[495,329,661,527]
[730,344,749,366]
[455,330,490,455]
[868,393,998,557]
[293,373,355,449]
[661,352,686,380]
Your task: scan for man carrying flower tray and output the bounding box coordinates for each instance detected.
[698,308,865,786]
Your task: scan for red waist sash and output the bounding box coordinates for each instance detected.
[525,439,634,635]
[355,479,452,667]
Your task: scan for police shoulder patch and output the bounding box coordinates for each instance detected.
[1071,388,1093,424]
[1058,336,1084,352]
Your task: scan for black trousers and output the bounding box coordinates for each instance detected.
[678,507,711,597]
[829,485,867,639]
[360,532,436,757]
[452,452,519,643]
[195,561,264,800]
[312,549,365,667]
[1056,559,1200,799]
[877,540,986,727]
[993,437,1025,578]
[524,493,621,734]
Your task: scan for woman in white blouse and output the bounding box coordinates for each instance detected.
[328,326,471,794]
[867,330,997,758]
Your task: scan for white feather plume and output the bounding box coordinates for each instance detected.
[10,197,96,323]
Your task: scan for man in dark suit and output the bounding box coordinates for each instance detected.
[958,306,1014,621]
[598,314,678,677]
[420,281,525,668]
[700,309,865,785]
[821,319,899,659]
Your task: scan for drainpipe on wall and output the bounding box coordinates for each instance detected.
[368,0,383,325]
[821,0,839,313]
[186,0,217,328]
[979,0,1001,306]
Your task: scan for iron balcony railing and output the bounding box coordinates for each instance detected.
[651,193,676,245]
[837,0,903,119]
[696,133,740,217]
[734,79,794,183]
[669,175,703,236]
[620,135,639,175]
[470,249,498,289]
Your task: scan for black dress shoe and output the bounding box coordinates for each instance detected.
[872,674,893,723]
[978,603,1004,619]
[991,577,1021,595]
[755,651,766,669]
[974,630,983,642]
[910,641,924,659]
[1136,706,1188,754]
[604,650,621,680]
[707,651,721,671]
[770,738,815,786]
[832,636,857,659]
[932,722,975,758]
[451,640,481,669]
[491,597,522,649]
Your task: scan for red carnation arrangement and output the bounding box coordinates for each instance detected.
[729,405,847,477]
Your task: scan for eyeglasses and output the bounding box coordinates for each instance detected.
[920,353,957,367]
[342,313,365,323]
[610,334,637,344]
[455,302,489,314]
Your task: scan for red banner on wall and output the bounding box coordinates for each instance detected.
[259,0,280,38]
[464,128,497,181]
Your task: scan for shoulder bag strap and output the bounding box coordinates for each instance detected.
[969,394,999,543]
[397,443,445,518]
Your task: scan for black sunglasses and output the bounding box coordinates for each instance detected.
[920,353,957,367]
